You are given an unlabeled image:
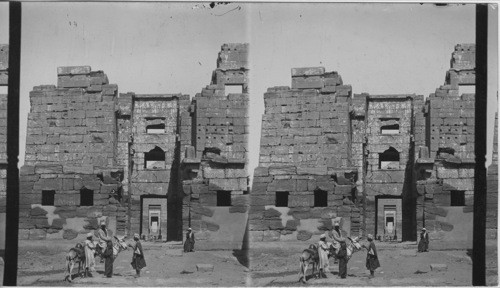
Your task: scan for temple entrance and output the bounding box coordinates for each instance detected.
[148,205,161,238]
[376,197,402,242]
[141,196,167,241]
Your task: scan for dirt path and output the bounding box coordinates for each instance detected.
[16,240,249,286]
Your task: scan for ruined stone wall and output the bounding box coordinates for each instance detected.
[362,95,418,241]
[19,66,128,240]
[250,68,360,243]
[415,44,476,248]
[25,67,117,167]
[486,112,498,240]
[0,44,7,85]
[181,43,250,249]
[0,44,6,252]
[115,93,189,240]
[18,164,125,240]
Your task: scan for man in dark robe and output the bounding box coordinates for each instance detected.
[337,240,348,279]
[102,240,114,278]
[418,228,429,252]
[183,228,195,252]
[130,233,146,277]
[364,234,380,278]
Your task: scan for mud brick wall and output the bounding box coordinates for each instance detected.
[25,66,117,167]
[250,67,360,243]
[0,44,7,85]
[18,164,126,241]
[182,43,250,249]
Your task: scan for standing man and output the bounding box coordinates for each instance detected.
[363,234,380,278]
[84,233,96,277]
[337,240,348,279]
[317,234,330,278]
[417,228,429,252]
[183,227,195,252]
[129,233,147,278]
[102,240,114,278]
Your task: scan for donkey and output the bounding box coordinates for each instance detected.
[64,236,128,282]
[298,238,362,283]
[63,243,85,282]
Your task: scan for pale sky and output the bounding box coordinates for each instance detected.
[0,2,496,179]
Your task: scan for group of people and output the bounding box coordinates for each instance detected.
[81,220,147,279]
[316,221,381,279]
[316,224,430,280]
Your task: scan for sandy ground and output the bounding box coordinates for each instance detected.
[15,240,249,286]
[248,241,497,287]
[3,239,497,286]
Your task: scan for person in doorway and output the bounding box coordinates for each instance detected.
[363,234,380,278]
[129,233,146,278]
[84,232,96,277]
[317,234,330,278]
[337,240,348,279]
[417,228,429,252]
[183,227,195,252]
[102,240,114,278]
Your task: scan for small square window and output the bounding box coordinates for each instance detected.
[314,190,328,207]
[42,190,55,206]
[217,191,232,206]
[450,190,465,206]
[275,192,289,207]
[80,188,94,206]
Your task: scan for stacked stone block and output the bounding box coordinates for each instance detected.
[18,164,126,240]
[129,94,188,240]
[259,71,351,168]
[19,66,128,240]
[0,44,7,85]
[25,66,117,167]
[362,95,418,240]
[486,112,498,239]
[414,44,476,246]
[0,45,7,252]
[181,43,250,249]
[250,68,359,242]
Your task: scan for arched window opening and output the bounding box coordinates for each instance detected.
[379,147,400,170]
[144,146,166,169]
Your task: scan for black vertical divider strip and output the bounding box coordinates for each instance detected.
[3,2,21,286]
[473,4,487,286]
